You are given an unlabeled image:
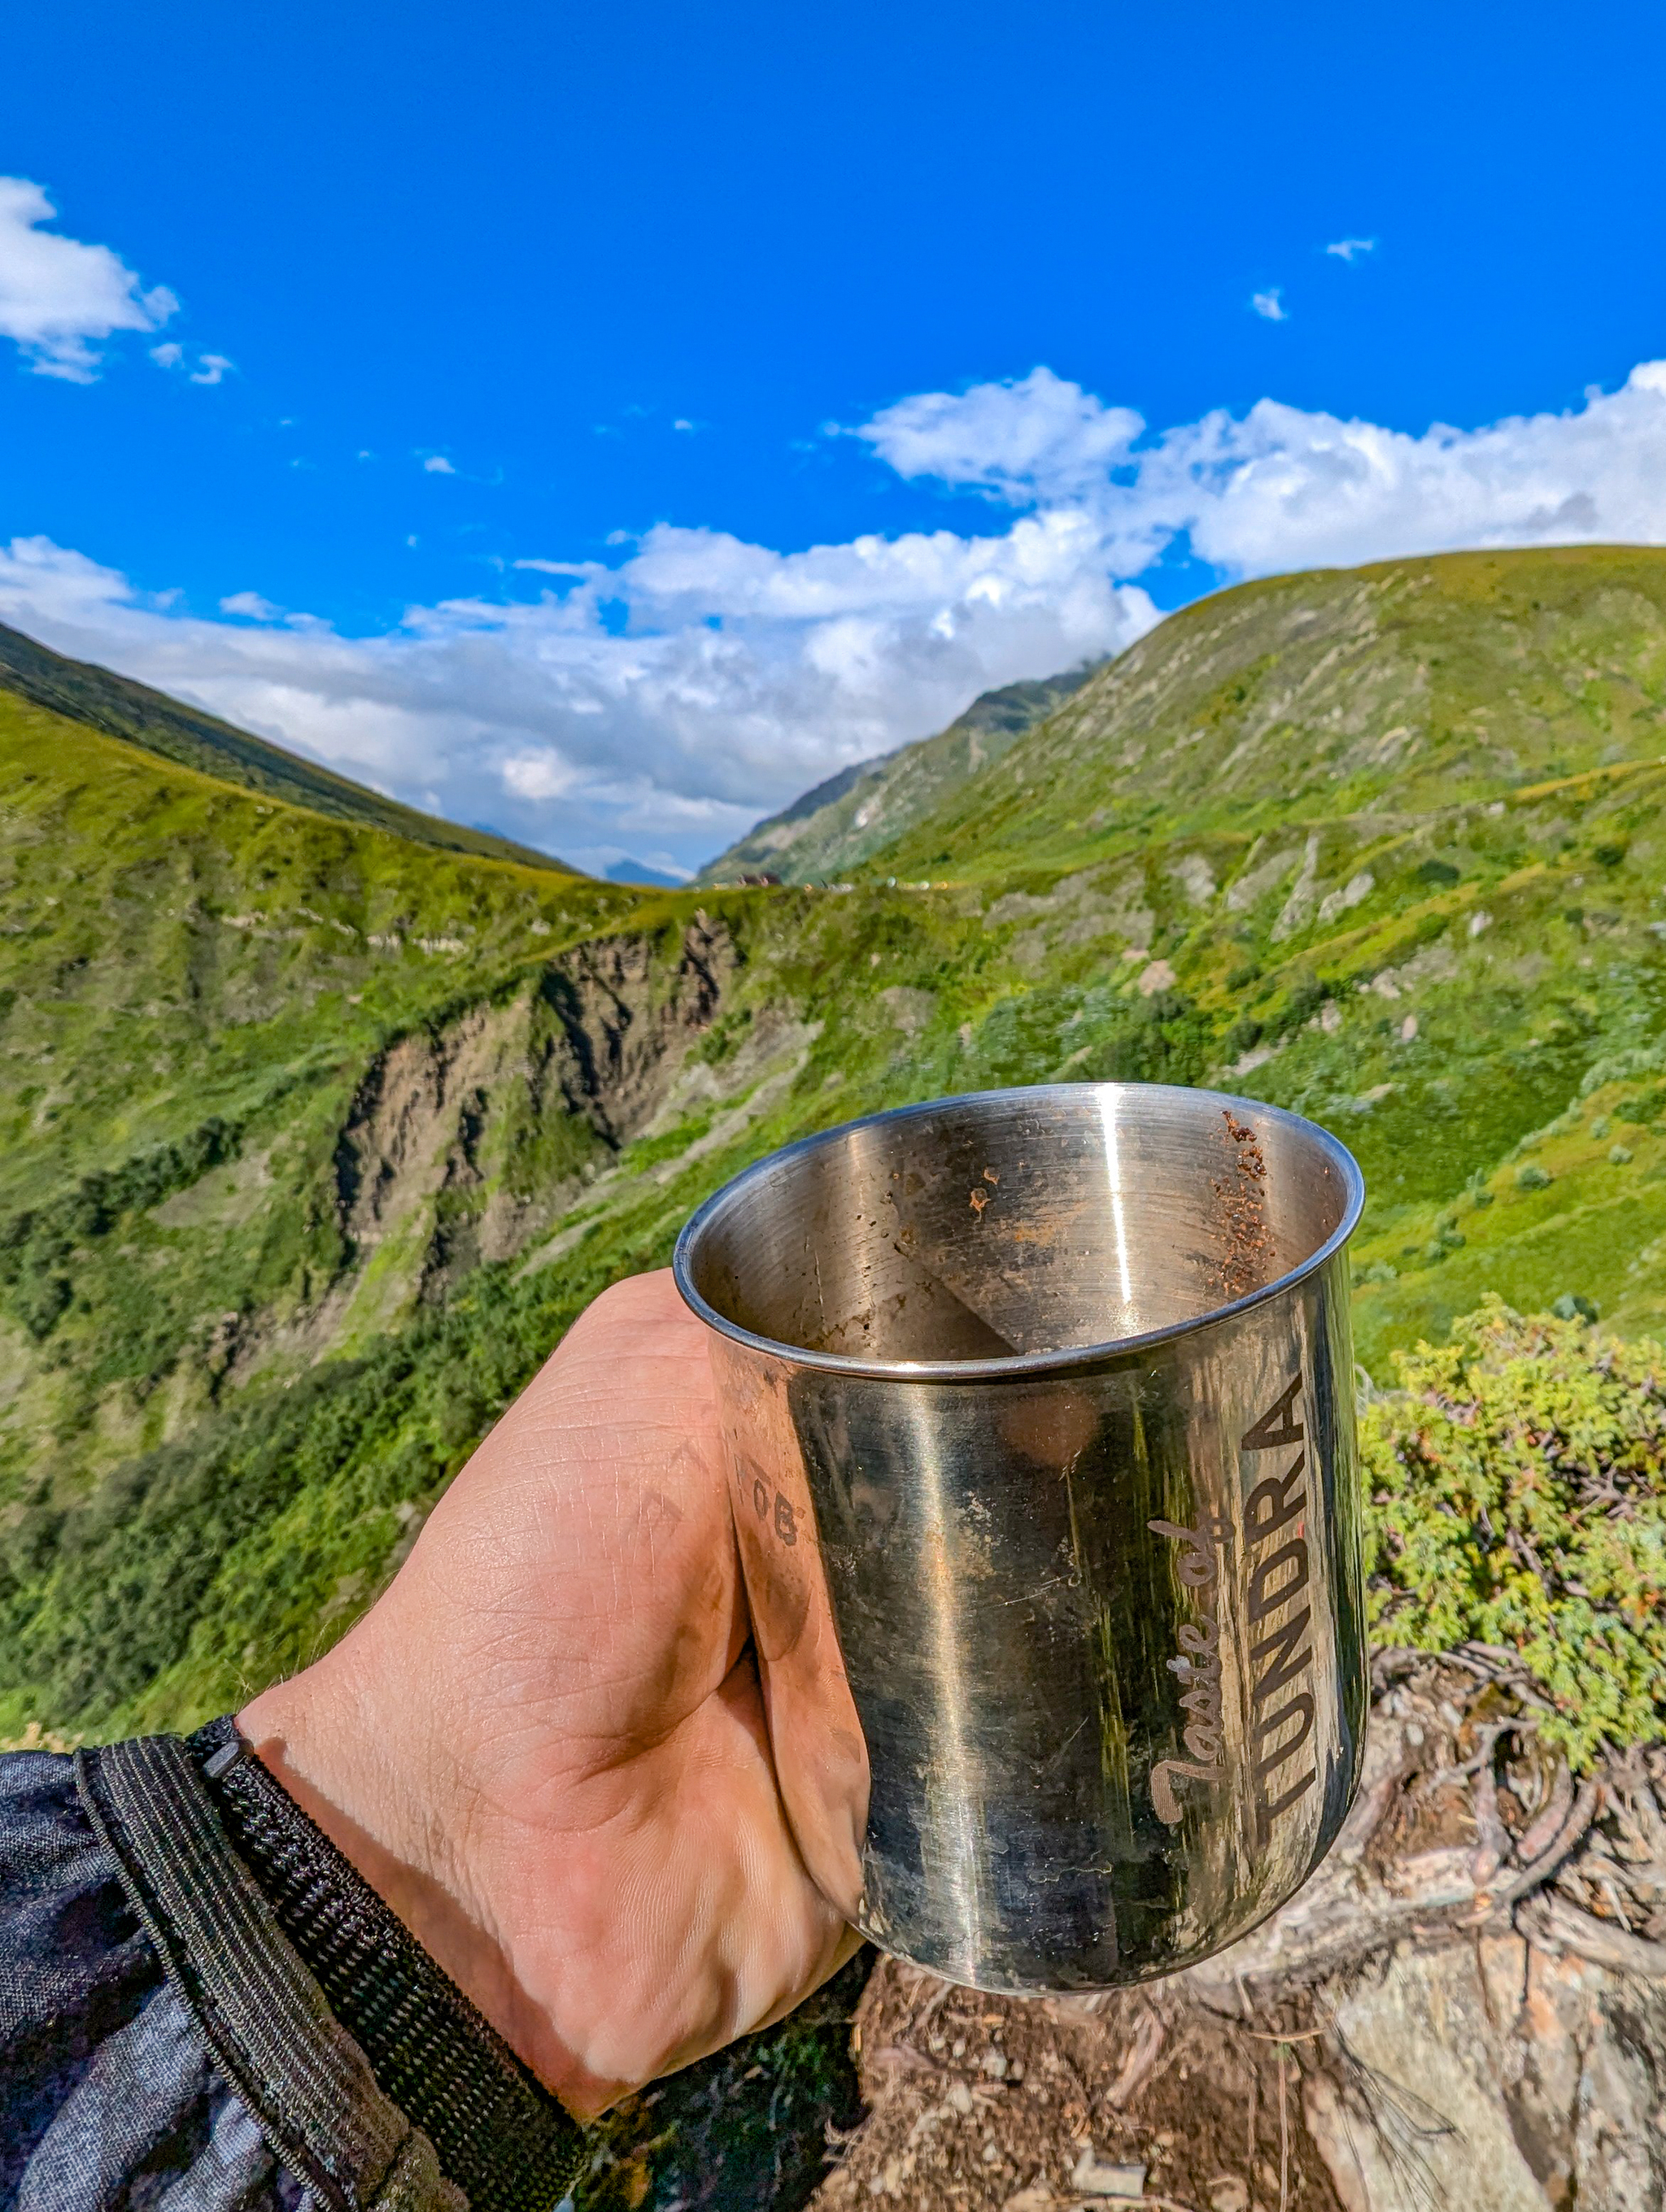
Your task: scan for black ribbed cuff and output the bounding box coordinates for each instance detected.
[188,1716,587,2212]
[76,1733,463,2211]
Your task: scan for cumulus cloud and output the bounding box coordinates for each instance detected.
[0,515,1150,871]
[1250,288,1289,322]
[1325,237,1376,262]
[846,361,1666,579]
[1145,364,1666,573]
[0,176,178,381]
[421,454,457,475]
[853,365,1142,502]
[11,361,1666,868]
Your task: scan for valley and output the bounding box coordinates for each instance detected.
[8,545,1666,1745]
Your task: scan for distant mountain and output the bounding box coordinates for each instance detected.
[695,664,1104,884]
[0,618,574,873]
[604,856,687,887]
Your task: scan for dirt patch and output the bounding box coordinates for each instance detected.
[332,921,728,1274]
[150,1146,274,1230]
[879,986,937,1039]
[225,921,735,1378]
[812,1964,1340,2212]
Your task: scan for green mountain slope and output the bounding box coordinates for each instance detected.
[696,663,1102,884]
[0,617,573,871]
[11,546,1666,1753]
[874,545,1666,878]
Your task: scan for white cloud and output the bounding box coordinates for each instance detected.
[1325,237,1376,262]
[153,340,235,385]
[1250,289,1289,322]
[853,365,1141,502]
[422,454,457,475]
[0,516,1149,869]
[13,360,1666,869]
[1145,364,1666,573]
[500,750,578,801]
[220,590,281,620]
[0,176,178,381]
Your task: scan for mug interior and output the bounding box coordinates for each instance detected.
[679,1082,1359,1368]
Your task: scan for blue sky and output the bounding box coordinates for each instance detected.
[3,1,1666,873]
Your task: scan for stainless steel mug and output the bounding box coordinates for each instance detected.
[672,1082,1367,1992]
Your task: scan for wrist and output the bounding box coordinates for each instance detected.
[238,1648,521,2064]
[191,1713,588,2192]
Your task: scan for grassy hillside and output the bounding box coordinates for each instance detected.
[874,545,1666,877]
[0,617,572,871]
[857,543,1666,1363]
[696,664,1102,885]
[10,545,1666,1748]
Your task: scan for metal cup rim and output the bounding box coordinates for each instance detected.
[673,1079,1365,1382]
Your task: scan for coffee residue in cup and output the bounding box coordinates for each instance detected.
[1213,1108,1274,1301]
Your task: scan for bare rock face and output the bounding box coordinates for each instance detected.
[328,917,731,1284]
[204,918,738,1383]
[814,1652,1666,2211]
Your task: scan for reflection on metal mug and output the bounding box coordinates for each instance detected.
[673,1082,1367,1994]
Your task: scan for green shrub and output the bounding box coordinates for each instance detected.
[1465,1169,1496,1208]
[1516,1163,1552,1190]
[0,1117,240,1339]
[691,1006,753,1066]
[1361,1300,1666,1768]
[1280,975,1329,1031]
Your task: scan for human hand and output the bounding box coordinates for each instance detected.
[238,1269,861,2117]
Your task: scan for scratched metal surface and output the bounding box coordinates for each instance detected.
[675,1082,1369,1993]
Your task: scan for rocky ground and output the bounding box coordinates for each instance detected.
[803,1651,1666,2212]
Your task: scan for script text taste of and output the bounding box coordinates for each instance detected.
[1149,1373,1319,1841]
